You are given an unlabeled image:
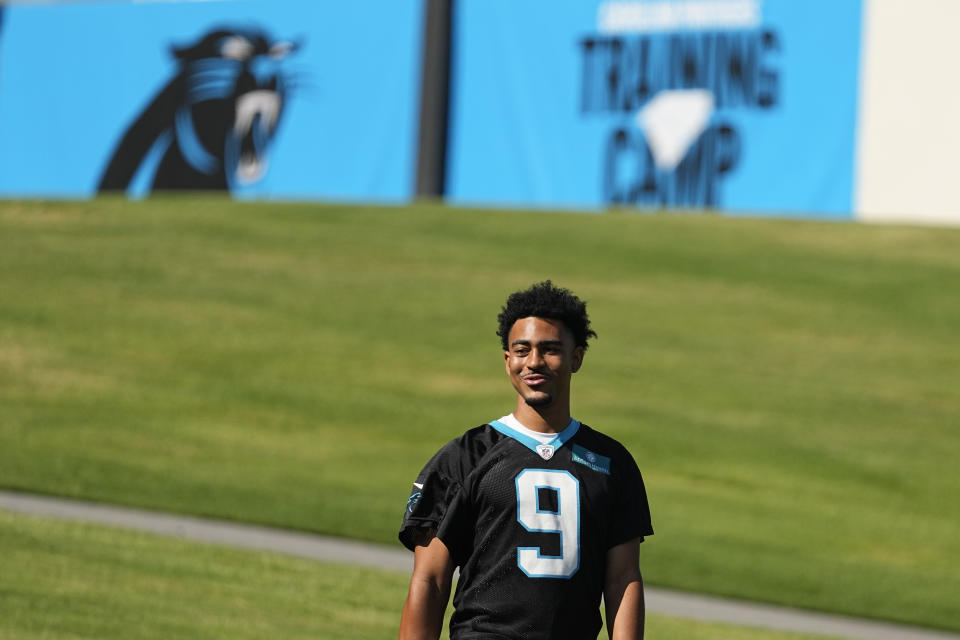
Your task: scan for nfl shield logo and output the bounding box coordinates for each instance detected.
[536,444,555,460]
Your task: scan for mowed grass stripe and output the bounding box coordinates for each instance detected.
[0,510,849,640]
[1,198,958,630]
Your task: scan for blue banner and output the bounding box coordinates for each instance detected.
[0,0,423,201]
[447,0,863,218]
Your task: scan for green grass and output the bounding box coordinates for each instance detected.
[0,510,846,640]
[1,198,958,631]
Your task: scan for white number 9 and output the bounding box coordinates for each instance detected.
[515,469,580,578]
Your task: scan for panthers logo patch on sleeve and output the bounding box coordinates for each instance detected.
[406,481,424,513]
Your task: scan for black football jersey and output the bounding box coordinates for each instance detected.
[399,419,653,640]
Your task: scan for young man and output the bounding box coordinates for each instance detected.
[398,281,653,640]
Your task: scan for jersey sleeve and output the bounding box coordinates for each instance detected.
[398,438,466,552]
[607,448,654,549]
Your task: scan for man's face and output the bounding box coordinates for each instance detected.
[504,317,584,408]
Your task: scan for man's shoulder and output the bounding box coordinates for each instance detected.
[447,422,507,449]
[462,421,503,439]
[426,423,508,472]
[575,423,630,453]
[574,423,641,469]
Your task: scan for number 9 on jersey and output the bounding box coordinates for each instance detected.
[515,469,580,578]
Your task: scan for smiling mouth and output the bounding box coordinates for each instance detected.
[523,375,549,387]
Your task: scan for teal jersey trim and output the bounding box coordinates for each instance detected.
[571,444,611,475]
[489,418,581,455]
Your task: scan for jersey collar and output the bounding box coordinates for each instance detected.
[489,417,581,455]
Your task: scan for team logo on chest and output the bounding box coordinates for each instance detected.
[536,444,555,460]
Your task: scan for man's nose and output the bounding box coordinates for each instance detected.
[527,348,546,368]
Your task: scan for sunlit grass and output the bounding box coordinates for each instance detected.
[0,511,846,640]
[1,198,958,630]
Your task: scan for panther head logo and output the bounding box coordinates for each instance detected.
[99,26,300,194]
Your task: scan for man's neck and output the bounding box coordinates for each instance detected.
[513,399,571,433]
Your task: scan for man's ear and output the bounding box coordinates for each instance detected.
[571,346,585,373]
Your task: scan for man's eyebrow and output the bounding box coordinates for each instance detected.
[537,340,564,347]
[510,339,563,348]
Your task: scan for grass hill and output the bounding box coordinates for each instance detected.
[1,198,958,631]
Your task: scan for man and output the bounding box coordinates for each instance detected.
[399,281,653,640]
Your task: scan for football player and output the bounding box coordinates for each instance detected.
[399,281,653,640]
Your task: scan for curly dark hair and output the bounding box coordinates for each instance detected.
[497,280,597,351]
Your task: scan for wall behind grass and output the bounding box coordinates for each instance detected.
[0,0,958,223]
[0,1,423,202]
[446,0,863,219]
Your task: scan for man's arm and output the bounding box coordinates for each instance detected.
[603,538,645,640]
[398,530,455,640]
